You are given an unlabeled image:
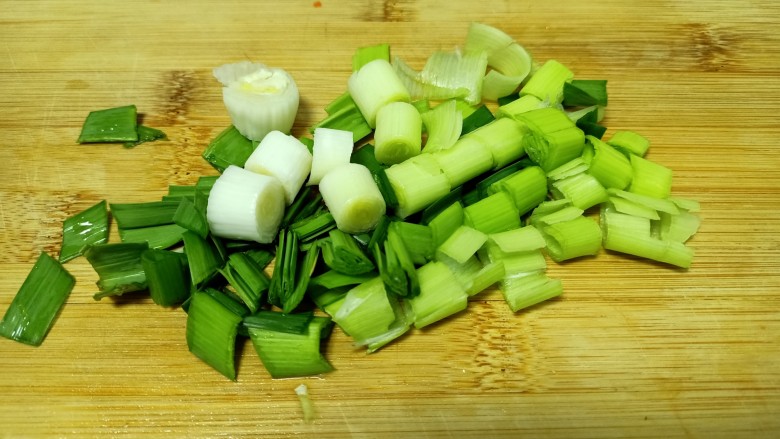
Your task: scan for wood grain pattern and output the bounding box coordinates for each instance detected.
[1,1,779,437]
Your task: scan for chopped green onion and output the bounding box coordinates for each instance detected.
[77,104,139,143]
[173,197,209,239]
[608,188,680,215]
[372,225,420,298]
[353,43,391,71]
[408,261,467,328]
[124,124,166,148]
[218,252,271,312]
[59,200,109,263]
[463,117,527,169]
[385,154,451,218]
[628,154,673,199]
[657,211,701,243]
[348,59,411,128]
[460,104,495,135]
[601,208,694,268]
[426,201,464,248]
[141,249,190,307]
[422,50,488,105]
[333,276,396,341]
[520,59,573,104]
[118,223,186,249]
[319,163,386,234]
[606,130,650,157]
[308,127,354,185]
[489,225,547,253]
[206,165,286,243]
[290,210,337,242]
[321,229,375,275]
[244,131,313,205]
[541,215,602,262]
[85,243,148,300]
[463,191,521,234]
[311,95,373,143]
[436,225,487,265]
[668,196,701,213]
[433,137,494,187]
[501,271,562,312]
[488,165,548,216]
[529,204,585,228]
[350,144,400,209]
[282,187,323,228]
[212,62,299,142]
[374,101,423,165]
[201,125,257,172]
[0,252,75,346]
[391,221,435,265]
[186,290,243,380]
[268,230,320,313]
[182,231,224,287]
[248,315,334,379]
[551,172,609,211]
[392,56,470,103]
[496,94,543,120]
[563,80,608,107]
[607,196,660,220]
[583,135,634,190]
[110,201,179,229]
[243,310,314,334]
[421,99,462,153]
[518,107,585,172]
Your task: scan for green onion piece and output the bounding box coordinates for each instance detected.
[201,125,257,172]
[601,208,694,268]
[497,92,520,106]
[518,108,585,172]
[165,184,197,201]
[496,94,543,120]
[628,155,673,199]
[436,225,487,265]
[374,101,423,165]
[422,50,489,105]
[324,92,356,115]
[248,315,334,379]
[569,106,607,139]
[421,99,462,153]
[353,43,391,71]
[186,290,243,380]
[501,271,563,312]
[460,104,495,135]
[348,59,411,128]
[118,223,186,249]
[470,158,534,202]
[218,252,271,313]
[433,137,495,187]
[321,229,375,275]
[141,249,190,307]
[526,198,574,224]
[310,270,377,290]
[268,229,297,308]
[541,215,602,262]
[319,163,387,234]
[606,130,650,157]
[309,128,353,185]
[464,21,514,58]
[0,252,75,346]
[182,231,224,287]
[243,310,314,334]
[385,154,451,218]
[463,191,521,234]
[393,57,470,103]
[124,124,166,148]
[563,80,608,107]
[290,211,337,242]
[391,221,435,265]
[366,214,392,250]
[657,211,701,243]
[77,105,138,143]
[480,43,533,100]
[488,245,548,274]
[551,172,609,210]
[489,225,547,253]
[608,196,660,220]
[282,187,323,228]
[173,196,209,239]
[59,200,109,263]
[195,287,250,318]
[408,261,468,329]
[583,135,634,190]
[333,276,396,341]
[110,201,180,229]
[607,188,680,215]
[85,243,148,300]
[546,157,590,181]
[463,117,527,169]
[520,60,574,104]
[465,260,505,297]
[371,226,420,298]
[350,144,400,209]
[488,165,548,216]
[427,201,464,249]
[529,204,585,228]
[668,196,701,213]
[311,99,373,143]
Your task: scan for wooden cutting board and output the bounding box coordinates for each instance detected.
[1,1,779,437]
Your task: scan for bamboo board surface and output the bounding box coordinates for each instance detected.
[1,1,779,437]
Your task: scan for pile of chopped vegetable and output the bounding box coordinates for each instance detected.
[0,23,700,381]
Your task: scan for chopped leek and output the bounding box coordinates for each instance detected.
[601,208,694,268]
[243,130,313,205]
[308,127,354,185]
[385,153,451,218]
[420,100,462,153]
[408,261,468,328]
[291,210,337,242]
[348,59,411,128]
[489,225,547,253]
[141,249,190,307]
[59,200,109,263]
[488,165,548,216]
[433,137,494,188]
[496,94,544,120]
[372,225,420,298]
[353,43,391,71]
[520,59,574,104]
[628,154,673,199]
[421,50,488,105]
[213,61,299,142]
[186,290,243,380]
[551,172,609,211]
[583,135,633,190]
[541,215,602,262]
[321,229,375,275]
[0,252,75,346]
[218,252,271,312]
[118,223,186,249]
[461,104,495,135]
[319,163,386,234]
[248,315,334,379]
[607,130,650,157]
[173,197,209,239]
[563,80,608,107]
[518,107,585,172]
[85,243,148,300]
[391,221,435,265]
[77,105,139,143]
[202,125,257,172]
[110,201,179,229]
[436,225,487,265]
[182,231,224,287]
[426,201,464,249]
[374,101,422,165]
[312,93,372,143]
[350,144,400,209]
[463,191,521,234]
[464,117,527,169]
[501,271,563,313]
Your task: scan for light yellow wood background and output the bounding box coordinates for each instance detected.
[1,1,779,437]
